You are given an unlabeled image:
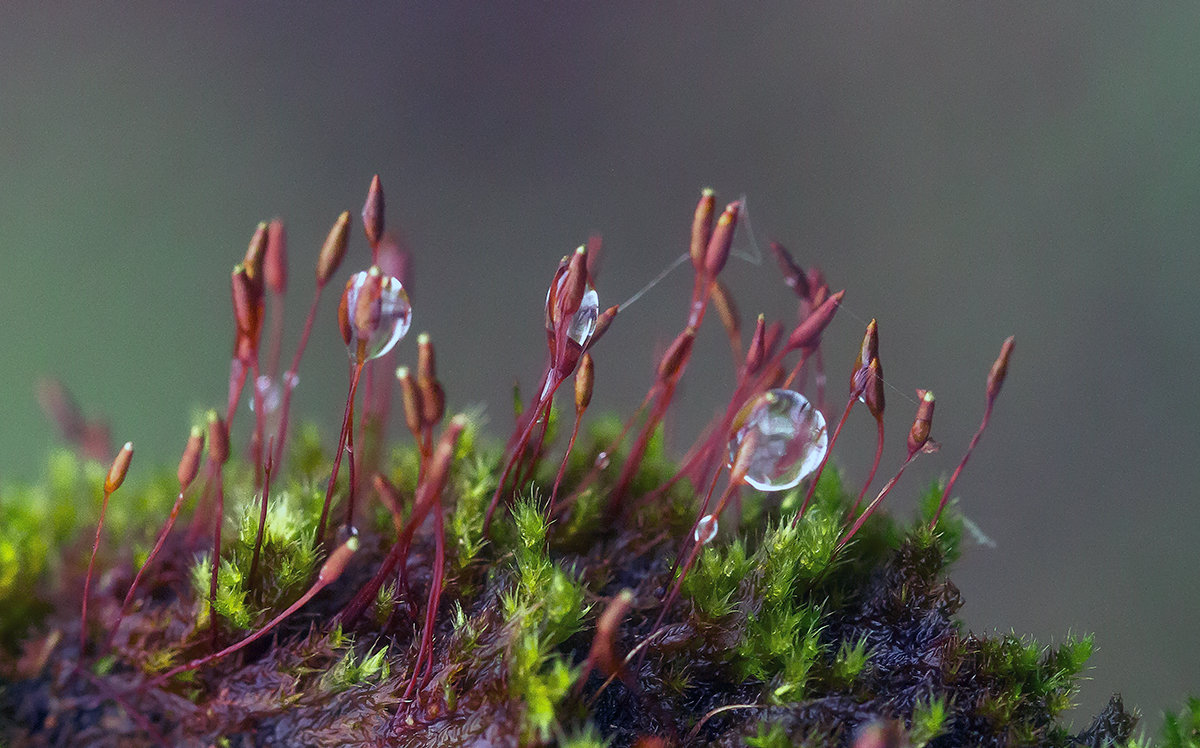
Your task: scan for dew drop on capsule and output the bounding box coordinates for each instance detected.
[729,388,828,492]
[694,514,718,544]
[545,275,600,348]
[344,269,412,361]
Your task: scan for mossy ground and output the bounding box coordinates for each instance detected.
[0,186,1194,747]
[0,423,1189,747]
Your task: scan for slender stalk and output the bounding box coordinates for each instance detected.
[931,337,1013,530]
[336,418,463,628]
[343,394,358,534]
[109,487,185,649]
[80,442,133,656]
[669,462,725,582]
[794,395,856,525]
[850,418,885,517]
[80,486,116,655]
[271,286,323,470]
[247,438,275,592]
[207,461,225,650]
[403,496,445,700]
[108,428,202,652]
[547,406,583,516]
[484,370,561,535]
[839,452,917,548]
[315,358,366,551]
[205,415,230,650]
[930,399,993,531]
[249,360,265,491]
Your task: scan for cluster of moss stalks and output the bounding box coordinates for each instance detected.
[0,184,1197,747]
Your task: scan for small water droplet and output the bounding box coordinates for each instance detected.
[694,514,718,544]
[545,276,599,348]
[336,524,359,545]
[249,375,283,415]
[344,269,412,361]
[730,388,828,492]
[594,451,610,470]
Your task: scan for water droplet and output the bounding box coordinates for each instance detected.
[730,388,828,492]
[545,276,599,348]
[694,514,718,544]
[344,268,412,361]
[594,451,610,470]
[249,375,283,415]
[336,524,359,545]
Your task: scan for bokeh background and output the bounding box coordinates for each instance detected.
[2,3,1197,733]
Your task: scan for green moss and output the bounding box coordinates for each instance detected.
[320,640,390,693]
[0,190,1183,747]
[910,694,950,747]
[1161,697,1200,748]
[500,494,590,743]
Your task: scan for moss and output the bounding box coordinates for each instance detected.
[0,185,1188,747]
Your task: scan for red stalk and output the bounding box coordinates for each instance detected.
[793,396,856,525]
[850,418,886,517]
[206,414,230,650]
[839,452,918,549]
[930,336,1014,530]
[271,286,322,471]
[79,442,133,656]
[271,211,351,471]
[549,353,593,515]
[315,357,365,550]
[247,437,275,591]
[336,417,464,628]
[108,429,203,651]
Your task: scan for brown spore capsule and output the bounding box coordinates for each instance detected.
[907,390,935,455]
[177,426,205,490]
[988,336,1015,401]
[362,174,385,249]
[105,442,134,495]
[786,289,844,351]
[207,411,230,464]
[316,211,351,288]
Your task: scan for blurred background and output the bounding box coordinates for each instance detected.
[2,3,1196,732]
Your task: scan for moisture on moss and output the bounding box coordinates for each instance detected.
[0,183,1187,748]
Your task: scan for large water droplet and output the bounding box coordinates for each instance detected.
[730,388,828,492]
[344,268,412,361]
[694,514,718,544]
[545,275,599,348]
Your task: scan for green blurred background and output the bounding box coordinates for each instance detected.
[2,3,1197,732]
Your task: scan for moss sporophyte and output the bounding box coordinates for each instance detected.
[0,178,1192,747]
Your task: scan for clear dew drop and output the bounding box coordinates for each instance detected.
[344,269,412,361]
[594,451,610,470]
[694,514,718,545]
[545,276,600,348]
[568,285,600,346]
[729,388,828,492]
